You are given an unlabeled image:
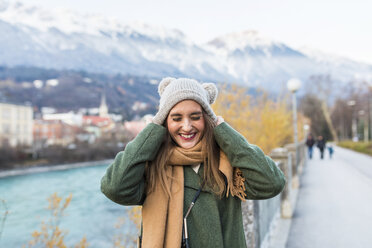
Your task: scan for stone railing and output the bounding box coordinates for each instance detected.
[243,141,307,248]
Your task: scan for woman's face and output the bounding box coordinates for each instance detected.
[166,100,205,149]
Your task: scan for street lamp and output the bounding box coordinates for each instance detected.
[303,124,310,137]
[287,78,301,171]
[287,78,301,145]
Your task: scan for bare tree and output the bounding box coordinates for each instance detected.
[306,75,338,142]
[299,94,332,140]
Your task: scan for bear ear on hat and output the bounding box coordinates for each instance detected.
[202,83,218,104]
[158,77,175,96]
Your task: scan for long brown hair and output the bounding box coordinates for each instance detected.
[145,111,226,197]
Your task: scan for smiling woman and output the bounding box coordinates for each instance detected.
[100,77,286,248]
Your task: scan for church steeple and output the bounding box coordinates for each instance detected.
[99,91,109,117]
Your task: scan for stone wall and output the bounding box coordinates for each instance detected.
[242,142,306,248]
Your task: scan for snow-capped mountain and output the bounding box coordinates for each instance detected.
[205,31,319,87]
[0,0,371,90]
[299,47,372,82]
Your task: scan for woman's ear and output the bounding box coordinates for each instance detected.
[202,83,218,104]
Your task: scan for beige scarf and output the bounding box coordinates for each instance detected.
[141,142,246,248]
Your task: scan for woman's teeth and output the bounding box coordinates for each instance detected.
[180,133,195,139]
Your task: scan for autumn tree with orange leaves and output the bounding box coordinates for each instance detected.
[213,84,306,154]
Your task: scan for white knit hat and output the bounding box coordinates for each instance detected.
[152,77,218,125]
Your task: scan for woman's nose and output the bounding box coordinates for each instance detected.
[181,118,192,131]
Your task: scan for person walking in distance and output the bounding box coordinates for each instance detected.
[100,77,286,248]
[305,134,315,159]
[328,144,334,159]
[317,135,326,159]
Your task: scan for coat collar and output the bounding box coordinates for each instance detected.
[184,165,214,193]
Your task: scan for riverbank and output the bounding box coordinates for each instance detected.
[0,161,131,248]
[0,159,113,178]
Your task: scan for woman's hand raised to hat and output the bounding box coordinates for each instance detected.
[216,116,224,126]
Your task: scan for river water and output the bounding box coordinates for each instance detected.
[0,161,137,248]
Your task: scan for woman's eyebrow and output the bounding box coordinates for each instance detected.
[170,113,182,117]
[190,111,202,115]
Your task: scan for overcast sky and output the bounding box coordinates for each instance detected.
[24,0,372,64]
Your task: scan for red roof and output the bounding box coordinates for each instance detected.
[83,116,112,127]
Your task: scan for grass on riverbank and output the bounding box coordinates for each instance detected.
[337,141,372,156]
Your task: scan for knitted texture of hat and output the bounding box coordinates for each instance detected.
[152,77,218,125]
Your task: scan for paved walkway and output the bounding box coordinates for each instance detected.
[286,146,372,248]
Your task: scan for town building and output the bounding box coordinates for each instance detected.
[82,115,114,136]
[35,92,116,146]
[43,111,83,126]
[33,119,78,147]
[0,102,33,147]
[80,92,115,137]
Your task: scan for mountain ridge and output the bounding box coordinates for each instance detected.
[1,0,371,90]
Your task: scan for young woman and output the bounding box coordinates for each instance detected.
[101,77,285,248]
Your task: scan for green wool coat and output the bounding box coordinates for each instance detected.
[101,122,286,248]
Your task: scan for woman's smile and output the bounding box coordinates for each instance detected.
[179,133,196,140]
